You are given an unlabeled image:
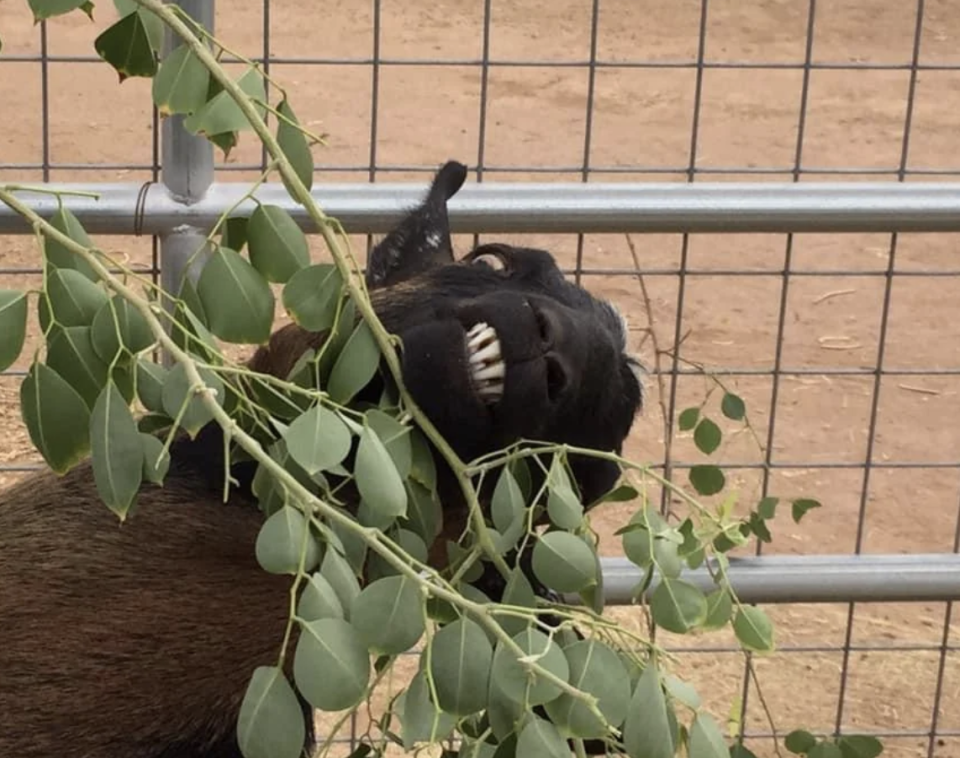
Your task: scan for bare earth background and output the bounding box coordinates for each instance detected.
[1,1,960,756]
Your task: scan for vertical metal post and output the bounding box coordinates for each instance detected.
[160,0,215,363]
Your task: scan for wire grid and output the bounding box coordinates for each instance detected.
[1,0,959,754]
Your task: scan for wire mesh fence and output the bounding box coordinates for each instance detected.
[1,0,959,755]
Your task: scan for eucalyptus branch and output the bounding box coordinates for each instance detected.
[2,184,102,200]
[0,188,610,726]
[133,0,509,578]
[465,441,723,527]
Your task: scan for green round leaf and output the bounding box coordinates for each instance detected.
[592,483,639,506]
[547,482,583,531]
[531,532,598,594]
[90,381,143,521]
[623,660,674,758]
[91,296,154,363]
[516,717,570,758]
[650,577,708,633]
[428,618,493,716]
[399,671,457,748]
[184,66,266,139]
[316,298,356,380]
[409,428,437,491]
[367,528,427,582]
[283,405,352,476]
[221,216,249,252]
[662,674,701,710]
[46,326,109,410]
[297,572,344,622]
[294,618,370,712]
[255,505,321,576]
[43,206,98,281]
[622,526,653,569]
[654,538,683,579]
[282,263,343,333]
[721,392,746,421]
[135,359,168,414]
[320,546,361,619]
[693,418,722,455]
[733,606,775,653]
[491,466,524,535]
[486,675,525,741]
[20,361,91,475]
[169,288,221,364]
[689,465,726,496]
[365,409,413,479]
[688,713,729,758]
[678,407,700,432]
[792,498,822,523]
[491,628,569,706]
[620,505,672,570]
[496,567,537,638]
[702,589,733,630]
[579,545,606,616]
[197,246,275,344]
[350,575,425,655]
[401,480,443,548]
[327,321,381,405]
[161,362,224,439]
[247,204,310,283]
[0,290,28,371]
[355,422,407,520]
[837,735,884,758]
[546,459,583,530]
[152,42,210,117]
[277,98,315,196]
[94,10,158,81]
[139,432,170,486]
[29,0,91,22]
[809,744,844,758]
[757,496,779,520]
[785,730,818,755]
[236,666,306,758]
[543,639,631,739]
[40,268,108,331]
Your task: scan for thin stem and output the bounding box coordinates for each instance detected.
[133,0,510,578]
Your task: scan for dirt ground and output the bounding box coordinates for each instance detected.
[1,1,959,756]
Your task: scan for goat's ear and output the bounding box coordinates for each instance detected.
[365,160,467,290]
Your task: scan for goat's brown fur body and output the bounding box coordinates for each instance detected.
[0,461,287,758]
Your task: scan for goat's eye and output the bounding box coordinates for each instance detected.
[472,252,508,272]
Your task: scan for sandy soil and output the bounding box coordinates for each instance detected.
[1,1,959,756]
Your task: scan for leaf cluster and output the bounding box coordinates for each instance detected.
[0,4,847,758]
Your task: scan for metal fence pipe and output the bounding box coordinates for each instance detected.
[3,181,960,236]
[157,0,215,365]
[590,554,960,605]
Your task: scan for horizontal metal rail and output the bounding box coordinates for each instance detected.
[3,181,960,235]
[592,553,960,605]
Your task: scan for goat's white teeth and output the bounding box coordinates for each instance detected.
[476,381,504,398]
[469,339,501,365]
[472,362,505,381]
[467,323,498,350]
[466,322,505,404]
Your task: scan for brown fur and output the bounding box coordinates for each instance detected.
[246,322,325,380]
[0,464,287,758]
[0,319,469,757]
[0,326,331,758]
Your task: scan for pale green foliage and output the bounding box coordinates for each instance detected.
[0,4,844,758]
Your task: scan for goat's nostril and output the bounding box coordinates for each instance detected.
[534,308,552,347]
[545,356,567,404]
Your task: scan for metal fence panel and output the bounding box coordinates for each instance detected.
[1,0,959,754]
